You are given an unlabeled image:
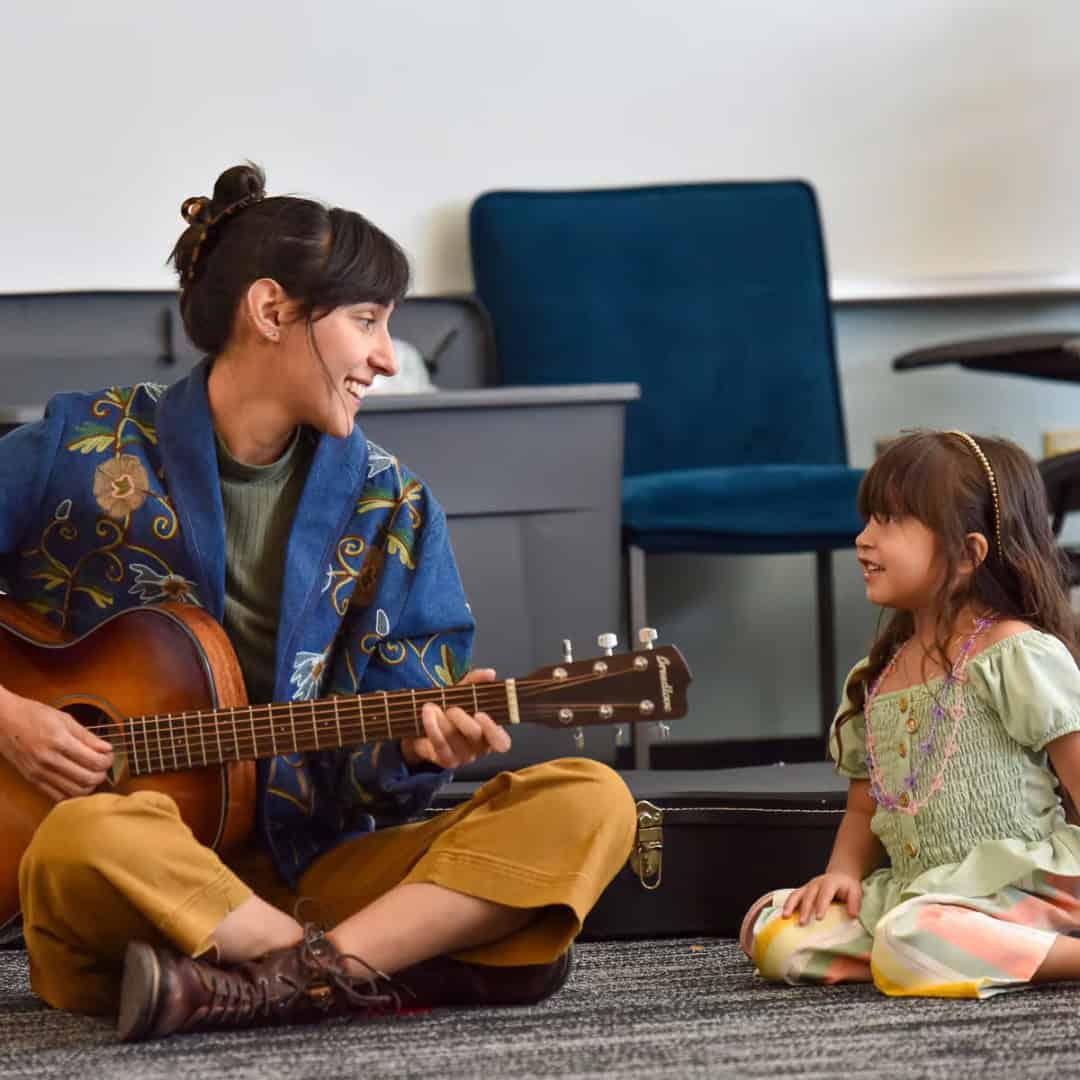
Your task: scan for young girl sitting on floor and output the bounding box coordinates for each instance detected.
[742,429,1080,998]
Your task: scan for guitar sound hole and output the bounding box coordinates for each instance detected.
[65,704,114,747]
[64,704,127,788]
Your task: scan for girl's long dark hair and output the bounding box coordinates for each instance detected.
[839,431,1078,733]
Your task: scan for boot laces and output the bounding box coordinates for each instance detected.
[189,916,410,1028]
[191,965,272,1029]
[278,923,407,1013]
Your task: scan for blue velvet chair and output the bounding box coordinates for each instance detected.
[469,180,864,762]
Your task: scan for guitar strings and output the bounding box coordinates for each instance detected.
[89,691,634,759]
[109,700,644,754]
[79,670,607,738]
[74,667,670,768]
[78,665,609,734]
[110,699,658,774]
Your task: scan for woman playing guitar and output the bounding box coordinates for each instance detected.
[0,163,637,1041]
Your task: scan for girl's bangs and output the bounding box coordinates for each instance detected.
[857,438,942,525]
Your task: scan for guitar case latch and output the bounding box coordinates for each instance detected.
[628,799,663,890]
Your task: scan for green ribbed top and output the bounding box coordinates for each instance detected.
[215,427,317,704]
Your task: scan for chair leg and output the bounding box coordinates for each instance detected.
[815,549,837,740]
[627,544,651,770]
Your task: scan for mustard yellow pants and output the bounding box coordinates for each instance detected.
[18,757,636,1016]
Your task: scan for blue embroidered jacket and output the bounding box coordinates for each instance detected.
[0,362,474,886]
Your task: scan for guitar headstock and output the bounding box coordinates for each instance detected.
[519,643,691,730]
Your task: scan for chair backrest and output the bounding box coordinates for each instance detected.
[1039,450,1080,536]
[470,181,848,476]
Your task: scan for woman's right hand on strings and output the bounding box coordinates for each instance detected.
[0,688,114,802]
[781,871,863,925]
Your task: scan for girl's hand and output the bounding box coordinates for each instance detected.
[0,691,114,802]
[781,872,863,925]
[399,668,511,769]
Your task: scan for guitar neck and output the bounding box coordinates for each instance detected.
[100,642,689,777]
[122,681,519,777]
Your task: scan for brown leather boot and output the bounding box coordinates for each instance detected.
[394,947,574,1007]
[116,926,397,1042]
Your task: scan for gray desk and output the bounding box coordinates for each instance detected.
[0,384,640,776]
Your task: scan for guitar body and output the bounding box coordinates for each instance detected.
[0,598,255,935]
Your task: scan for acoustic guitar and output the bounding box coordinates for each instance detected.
[0,597,691,936]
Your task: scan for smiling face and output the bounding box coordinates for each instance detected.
[277,301,399,439]
[856,514,943,611]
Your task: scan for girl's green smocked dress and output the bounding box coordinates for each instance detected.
[831,629,1080,930]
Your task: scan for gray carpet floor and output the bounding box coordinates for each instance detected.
[3,938,1080,1079]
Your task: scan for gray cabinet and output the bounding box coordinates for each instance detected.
[361,385,637,773]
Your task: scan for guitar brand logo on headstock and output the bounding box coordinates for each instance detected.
[657,655,673,713]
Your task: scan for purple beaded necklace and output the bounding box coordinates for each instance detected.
[863,616,995,815]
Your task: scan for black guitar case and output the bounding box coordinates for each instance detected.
[426,761,847,939]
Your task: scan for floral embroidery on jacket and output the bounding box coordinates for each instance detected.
[18,384,187,629]
[321,535,368,617]
[290,648,331,701]
[93,454,149,519]
[128,563,200,605]
[365,440,395,479]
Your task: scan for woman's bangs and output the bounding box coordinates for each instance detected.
[323,210,411,308]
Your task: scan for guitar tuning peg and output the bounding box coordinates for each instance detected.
[573,726,585,752]
[597,632,618,656]
[562,638,573,663]
[615,724,629,748]
[653,720,671,741]
[638,627,658,650]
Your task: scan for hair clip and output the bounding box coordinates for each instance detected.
[181,196,210,225]
[182,192,262,282]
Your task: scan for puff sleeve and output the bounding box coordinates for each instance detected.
[966,631,1080,752]
[829,658,870,779]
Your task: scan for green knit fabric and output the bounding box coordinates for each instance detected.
[215,427,317,704]
[830,630,1080,930]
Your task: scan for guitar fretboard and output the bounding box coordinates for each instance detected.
[119,681,518,776]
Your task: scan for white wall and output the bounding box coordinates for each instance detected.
[3,0,1078,296]
[6,2,1080,744]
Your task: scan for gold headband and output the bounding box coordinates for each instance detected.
[945,430,1003,560]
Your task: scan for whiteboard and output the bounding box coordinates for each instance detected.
[2,0,1077,298]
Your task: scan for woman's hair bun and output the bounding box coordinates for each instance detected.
[211,162,267,209]
[179,163,267,226]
